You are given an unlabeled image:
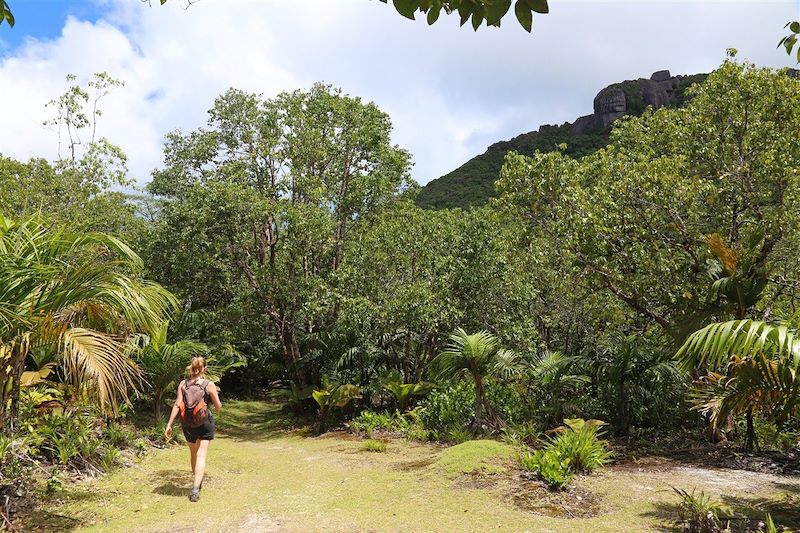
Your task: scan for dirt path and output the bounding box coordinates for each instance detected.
[29,401,800,533]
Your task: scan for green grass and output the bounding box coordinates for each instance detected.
[363,439,388,452]
[432,439,515,476]
[26,401,800,533]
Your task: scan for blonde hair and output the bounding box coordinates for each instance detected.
[188,356,207,379]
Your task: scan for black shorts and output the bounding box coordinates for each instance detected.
[182,417,215,443]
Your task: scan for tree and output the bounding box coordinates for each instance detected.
[497,59,800,341]
[133,320,209,420]
[677,320,800,451]
[0,215,176,431]
[0,73,136,235]
[147,83,410,383]
[0,0,549,32]
[589,334,685,435]
[432,328,521,429]
[377,0,549,32]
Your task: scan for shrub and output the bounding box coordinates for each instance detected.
[485,383,532,427]
[501,421,540,448]
[519,418,611,490]
[97,446,120,472]
[350,410,397,437]
[520,448,573,490]
[102,424,134,448]
[753,418,800,452]
[446,427,472,444]
[417,382,474,441]
[549,418,612,474]
[673,487,728,533]
[363,439,387,452]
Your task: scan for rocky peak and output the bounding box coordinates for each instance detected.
[571,70,701,135]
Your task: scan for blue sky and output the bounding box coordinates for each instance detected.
[1,1,799,186]
[0,1,105,51]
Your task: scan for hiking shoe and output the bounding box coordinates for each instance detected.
[189,487,200,502]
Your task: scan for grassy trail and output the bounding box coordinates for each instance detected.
[29,401,800,532]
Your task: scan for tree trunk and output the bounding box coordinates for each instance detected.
[616,379,629,436]
[8,351,23,434]
[745,408,759,452]
[474,376,484,431]
[154,388,163,421]
[276,323,305,385]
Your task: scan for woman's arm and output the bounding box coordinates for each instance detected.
[207,382,222,411]
[164,380,184,440]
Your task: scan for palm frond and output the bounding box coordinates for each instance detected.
[60,327,141,415]
[676,320,800,372]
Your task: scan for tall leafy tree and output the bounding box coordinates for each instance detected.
[498,59,800,340]
[147,84,411,382]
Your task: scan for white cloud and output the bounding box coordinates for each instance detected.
[0,0,797,186]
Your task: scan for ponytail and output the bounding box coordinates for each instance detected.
[187,356,206,379]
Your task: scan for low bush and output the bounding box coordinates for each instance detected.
[500,421,540,448]
[363,439,387,452]
[350,409,429,442]
[520,448,573,490]
[550,418,611,474]
[417,382,474,441]
[672,487,728,533]
[519,418,611,490]
[350,410,397,437]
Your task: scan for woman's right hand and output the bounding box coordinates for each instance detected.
[164,425,173,441]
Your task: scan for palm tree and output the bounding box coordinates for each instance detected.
[133,320,209,420]
[0,215,176,431]
[676,319,800,451]
[432,328,521,430]
[589,334,685,435]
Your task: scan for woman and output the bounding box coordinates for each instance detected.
[165,356,222,502]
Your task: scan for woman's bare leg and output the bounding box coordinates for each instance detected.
[187,440,199,476]
[192,439,211,490]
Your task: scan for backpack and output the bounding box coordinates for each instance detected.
[179,379,210,428]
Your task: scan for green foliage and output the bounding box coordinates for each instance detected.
[754,418,800,452]
[433,328,522,429]
[519,448,573,490]
[416,124,608,210]
[380,370,434,412]
[312,379,362,433]
[520,418,611,490]
[498,60,800,347]
[779,21,800,62]
[363,439,387,452]
[550,418,612,474]
[146,83,411,386]
[417,382,475,441]
[377,0,548,32]
[0,214,176,422]
[672,487,728,533]
[97,445,120,472]
[590,334,687,435]
[762,513,778,533]
[350,410,398,437]
[677,319,800,449]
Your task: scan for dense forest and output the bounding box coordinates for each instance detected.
[3,57,800,530]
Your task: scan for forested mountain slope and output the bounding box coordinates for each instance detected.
[416,70,708,209]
